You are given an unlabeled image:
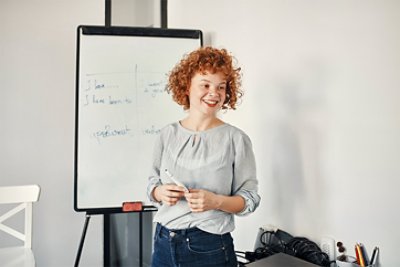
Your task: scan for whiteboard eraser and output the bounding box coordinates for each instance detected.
[122,201,143,212]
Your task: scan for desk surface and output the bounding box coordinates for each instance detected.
[246,253,320,267]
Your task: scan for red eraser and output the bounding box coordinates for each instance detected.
[122,201,143,212]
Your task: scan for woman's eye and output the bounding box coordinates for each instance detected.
[201,84,210,89]
[218,85,226,90]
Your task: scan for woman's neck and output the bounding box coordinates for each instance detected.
[180,115,224,132]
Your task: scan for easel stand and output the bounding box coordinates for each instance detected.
[74,209,156,267]
[74,213,92,267]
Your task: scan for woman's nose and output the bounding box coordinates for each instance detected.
[208,85,218,95]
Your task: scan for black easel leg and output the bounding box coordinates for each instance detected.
[103,214,111,266]
[139,212,143,267]
[105,0,111,27]
[160,0,168,29]
[74,214,91,267]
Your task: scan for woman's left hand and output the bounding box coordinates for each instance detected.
[184,189,221,212]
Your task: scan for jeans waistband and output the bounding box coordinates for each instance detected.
[157,223,203,237]
[156,223,232,240]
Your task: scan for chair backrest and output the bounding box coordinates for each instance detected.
[0,185,41,248]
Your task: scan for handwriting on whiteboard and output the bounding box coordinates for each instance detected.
[92,124,131,143]
[83,94,133,106]
[85,79,119,91]
[91,124,163,144]
[82,70,167,108]
[143,125,161,135]
[143,81,165,98]
[82,68,170,145]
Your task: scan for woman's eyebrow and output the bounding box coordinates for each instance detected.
[200,79,227,84]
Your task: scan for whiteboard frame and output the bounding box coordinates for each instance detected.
[74,25,202,213]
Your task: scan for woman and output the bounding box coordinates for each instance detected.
[147,46,260,267]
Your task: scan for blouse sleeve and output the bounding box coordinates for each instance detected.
[147,132,164,207]
[231,132,261,216]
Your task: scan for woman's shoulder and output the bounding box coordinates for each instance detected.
[223,123,249,137]
[159,122,179,134]
[219,123,252,145]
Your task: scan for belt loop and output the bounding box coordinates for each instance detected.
[155,223,162,237]
[182,228,188,236]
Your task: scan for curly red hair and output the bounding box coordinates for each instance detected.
[167,46,242,110]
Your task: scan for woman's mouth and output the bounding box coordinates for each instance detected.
[203,99,219,107]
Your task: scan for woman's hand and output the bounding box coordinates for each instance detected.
[184,189,221,212]
[153,184,186,206]
[185,189,246,214]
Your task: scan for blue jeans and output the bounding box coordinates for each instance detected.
[151,223,238,267]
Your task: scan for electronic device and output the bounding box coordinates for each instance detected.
[246,252,320,267]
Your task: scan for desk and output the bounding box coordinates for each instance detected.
[246,253,320,267]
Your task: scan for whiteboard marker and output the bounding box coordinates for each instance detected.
[164,169,189,192]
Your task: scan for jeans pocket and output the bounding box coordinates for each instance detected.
[186,234,225,255]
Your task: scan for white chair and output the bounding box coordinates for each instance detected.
[0,185,41,267]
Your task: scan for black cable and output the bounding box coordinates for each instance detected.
[285,237,330,266]
[260,230,286,248]
[249,230,331,266]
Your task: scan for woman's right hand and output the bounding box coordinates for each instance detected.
[153,184,186,206]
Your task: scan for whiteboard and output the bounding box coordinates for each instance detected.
[74,26,202,213]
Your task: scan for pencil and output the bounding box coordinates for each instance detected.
[356,243,365,267]
[355,245,361,265]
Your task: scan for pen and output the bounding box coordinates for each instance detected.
[359,243,369,266]
[370,246,378,265]
[164,169,189,192]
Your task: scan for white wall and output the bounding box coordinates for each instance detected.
[111,0,160,27]
[1,0,399,266]
[169,1,400,266]
[0,1,104,266]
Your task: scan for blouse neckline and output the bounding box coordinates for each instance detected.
[177,121,228,135]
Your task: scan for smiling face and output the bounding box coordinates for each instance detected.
[187,71,227,117]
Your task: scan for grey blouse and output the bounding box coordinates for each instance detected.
[147,122,260,234]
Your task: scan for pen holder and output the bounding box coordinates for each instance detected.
[336,256,377,267]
